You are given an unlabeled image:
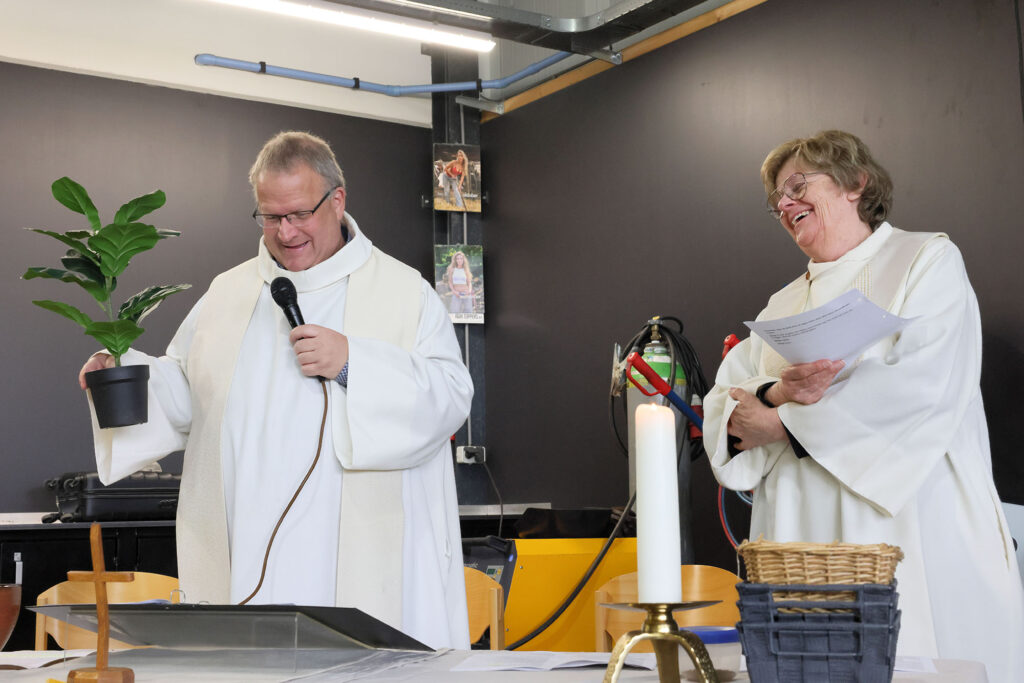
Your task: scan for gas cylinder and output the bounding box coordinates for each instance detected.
[626,339,695,563]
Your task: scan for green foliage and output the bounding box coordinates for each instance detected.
[51,177,101,231]
[23,266,108,302]
[23,177,191,365]
[31,299,93,328]
[84,320,146,359]
[119,284,192,323]
[114,189,165,224]
[89,222,161,278]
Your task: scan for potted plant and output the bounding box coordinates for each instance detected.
[23,177,191,428]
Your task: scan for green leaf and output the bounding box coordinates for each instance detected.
[156,228,182,240]
[51,177,101,232]
[27,229,101,264]
[23,266,76,282]
[84,319,144,358]
[23,267,109,302]
[114,189,166,224]
[60,254,106,287]
[32,299,94,329]
[88,222,160,278]
[66,230,93,239]
[119,283,192,323]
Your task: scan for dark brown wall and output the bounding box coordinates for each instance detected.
[2,0,1022,574]
[1,61,432,511]
[482,0,1024,566]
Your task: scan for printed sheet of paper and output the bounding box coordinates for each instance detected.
[449,650,656,672]
[744,289,911,365]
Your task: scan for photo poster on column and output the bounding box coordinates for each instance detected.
[434,244,484,324]
[432,143,481,213]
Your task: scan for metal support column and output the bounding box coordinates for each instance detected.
[427,46,489,505]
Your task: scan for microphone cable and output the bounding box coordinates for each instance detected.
[505,492,636,650]
[240,377,329,605]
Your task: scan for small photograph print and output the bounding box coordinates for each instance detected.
[433,143,482,213]
[434,244,484,324]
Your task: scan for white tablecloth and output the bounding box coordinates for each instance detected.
[0,646,987,682]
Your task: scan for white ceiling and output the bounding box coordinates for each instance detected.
[0,0,437,127]
[1,0,742,128]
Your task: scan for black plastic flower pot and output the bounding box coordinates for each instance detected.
[85,364,150,429]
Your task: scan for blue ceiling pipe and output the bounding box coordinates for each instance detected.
[194,51,573,97]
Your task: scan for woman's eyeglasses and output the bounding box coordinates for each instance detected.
[767,172,826,219]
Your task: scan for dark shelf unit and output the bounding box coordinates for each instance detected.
[0,521,177,651]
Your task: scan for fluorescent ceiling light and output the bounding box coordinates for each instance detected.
[207,0,496,52]
[370,0,491,22]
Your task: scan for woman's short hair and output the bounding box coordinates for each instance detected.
[760,130,893,229]
[248,131,346,199]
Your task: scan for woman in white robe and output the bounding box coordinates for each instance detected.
[702,130,1024,681]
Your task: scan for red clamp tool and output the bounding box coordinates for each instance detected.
[625,352,703,431]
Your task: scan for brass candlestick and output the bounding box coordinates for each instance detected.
[602,602,719,683]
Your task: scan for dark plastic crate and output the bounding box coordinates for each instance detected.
[736,582,901,683]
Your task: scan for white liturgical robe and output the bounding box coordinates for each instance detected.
[88,215,473,650]
[703,223,1024,682]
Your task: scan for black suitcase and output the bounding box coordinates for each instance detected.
[43,471,180,523]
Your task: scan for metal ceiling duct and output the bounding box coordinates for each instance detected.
[326,0,709,60]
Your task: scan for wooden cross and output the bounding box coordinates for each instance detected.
[66,523,135,683]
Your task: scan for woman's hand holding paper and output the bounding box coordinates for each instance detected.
[766,359,844,406]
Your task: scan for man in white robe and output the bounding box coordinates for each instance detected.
[79,132,473,649]
[703,222,1024,680]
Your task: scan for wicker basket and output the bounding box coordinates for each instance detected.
[737,539,903,606]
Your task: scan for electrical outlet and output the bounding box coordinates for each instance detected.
[456,445,486,464]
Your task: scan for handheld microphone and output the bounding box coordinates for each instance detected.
[270,277,305,328]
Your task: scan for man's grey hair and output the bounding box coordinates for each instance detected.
[248,131,346,200]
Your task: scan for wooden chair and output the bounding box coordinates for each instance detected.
[35,572,180,650]
[594,565,741,652]
[464,566,505,650]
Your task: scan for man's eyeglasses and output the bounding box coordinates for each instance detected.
[253,188,336,229]
[766,172,826,219]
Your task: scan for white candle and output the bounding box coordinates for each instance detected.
[634,403,683,603]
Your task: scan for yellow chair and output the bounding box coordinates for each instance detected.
[35,572,180,650]
[594,565,741,652]
[464,566,505,650]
